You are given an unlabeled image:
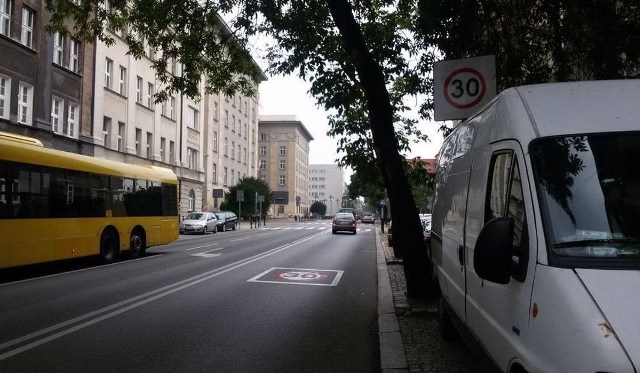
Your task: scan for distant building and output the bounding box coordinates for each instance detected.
[308,164,345,215]
[258,115,314,217]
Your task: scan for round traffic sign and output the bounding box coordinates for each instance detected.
[443,68,487,109]
[276,271,328,281]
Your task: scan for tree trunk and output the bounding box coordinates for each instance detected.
[327,0,433,299]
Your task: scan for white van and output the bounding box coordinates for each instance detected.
[430,80,640,373]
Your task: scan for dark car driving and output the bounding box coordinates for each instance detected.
[215,211,238,232]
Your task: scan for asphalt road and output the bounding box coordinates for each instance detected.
[0,221,380,372]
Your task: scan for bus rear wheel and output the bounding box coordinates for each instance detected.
[129,228,146,259]
[100,229,119,263]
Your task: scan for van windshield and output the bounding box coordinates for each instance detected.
[531,132,640,265]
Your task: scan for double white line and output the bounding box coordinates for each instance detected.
[0,233,320,361]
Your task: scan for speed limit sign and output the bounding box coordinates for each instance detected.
[433,55,496,121]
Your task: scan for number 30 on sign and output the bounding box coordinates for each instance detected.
[433,55,496,121]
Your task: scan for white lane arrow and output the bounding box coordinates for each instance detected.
[191,248,223,258]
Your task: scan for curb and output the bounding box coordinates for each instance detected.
[376,228,408,372]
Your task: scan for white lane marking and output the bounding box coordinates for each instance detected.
[186,243,219,251]
[190,248,224,258]
[0,232,323,361]
[229,237,249,242]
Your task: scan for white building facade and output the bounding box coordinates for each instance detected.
[308,164,345,216]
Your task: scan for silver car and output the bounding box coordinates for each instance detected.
[180,212,218,235]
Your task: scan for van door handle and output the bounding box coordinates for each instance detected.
[458,245,464,265]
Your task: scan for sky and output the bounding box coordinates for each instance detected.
[258,74,445,181]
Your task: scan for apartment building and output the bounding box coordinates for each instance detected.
[0,0,94,153]
[308,164,345,216]
[258,115,313,217]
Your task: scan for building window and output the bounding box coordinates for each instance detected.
[231,141,235,159]
[188,189,195,212]
[0,75,10,119]
[279,160,286,170]
[136,76,143,103]
[118,66,127,95]
[147,82,154,108]
[212,163,217,184]
[259,145,266,156]
[53,32,64,65]
[65,103,78,138]
[237,144,241,163]
[103,116,111,147]
[223,167,228,186]
[279,175,286,186]
[117,122,125,151]
[258,159,266,170]
[20,7,34,48]
[69,39,80,73]
[146,132,152,158]
[0,0,10,36]
[160,137,166,162]
[187,106,199,130]
[260,133,267,141]
[169,96,175,119]
[169,141,175,164]
[213,131,218,152]
[224,137,228,156]
[187,147,198,169]
[224,110,229,128]
[213,101,219,121]
[243,147,247,164]
[135,128,141,155]
[231,170,235,185]
[232,115,236,132]
[280,145,286,155]
[51,97,63,133]
[105,58,113,89]
[17,83,33,125]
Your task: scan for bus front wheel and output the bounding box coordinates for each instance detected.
[129,228,146,259]
[100,229,120,263]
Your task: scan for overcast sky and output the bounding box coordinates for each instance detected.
[258,74,445,180]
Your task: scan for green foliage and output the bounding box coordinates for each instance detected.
[224,177,271,219]
[309,201,327,216]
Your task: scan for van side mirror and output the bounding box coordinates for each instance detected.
[474,217,514,284]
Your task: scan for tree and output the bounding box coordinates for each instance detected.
[225,177,271,220]
[47,0,439,298]
[309,201,327,216]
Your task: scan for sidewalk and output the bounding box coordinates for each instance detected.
[375,227,482,373]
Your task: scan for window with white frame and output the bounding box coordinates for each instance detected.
[232,115,235,132]
[213,131,218,152]
[146,132,152,158]
[169,141,175,164]
[66,103,78,138]
[17,83,33,125]
[224,137,228,156]
[118,66,127,95]
[53,32,64,65]
[0,0,10,36]
[260,133,267,141]
[279,175,286,186]
[103,116,111,147]
[238,120,242,137]
[135,128,141,155]
[279,145,286,155]
[279,160,286,170]
[187,147,198,169]
[20,7,34,48]
[212,163,217,184]
[147,82,154,108]
[231,141,235,159]
[117,122,124,151]
[160,137,166,162]
[136,76,142,103]
[237,144,241,163]
[244,123,247,139]
[51,97,63,133]
[105,58,113,89]
[69,39,79,73]
[213,101,218,121]
[258,159,266,170]
[188,189,195,211]
[224,110,228,128]
[169,96,175,119]
[0,75,11,119]
[243,147,247,164]
[187,106,199,130]
[231,170,235,185]
[223,167,228,186]
[259,145,266,156]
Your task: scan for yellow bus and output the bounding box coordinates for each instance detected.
[0,132,179,269]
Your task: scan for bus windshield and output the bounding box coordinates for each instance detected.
[531,132,640,265]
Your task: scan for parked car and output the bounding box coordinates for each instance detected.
[180,212,218,235]
[431,80,640,372]
[214,211,238,232]
[332,212,357,234]
[361,212,376,224]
